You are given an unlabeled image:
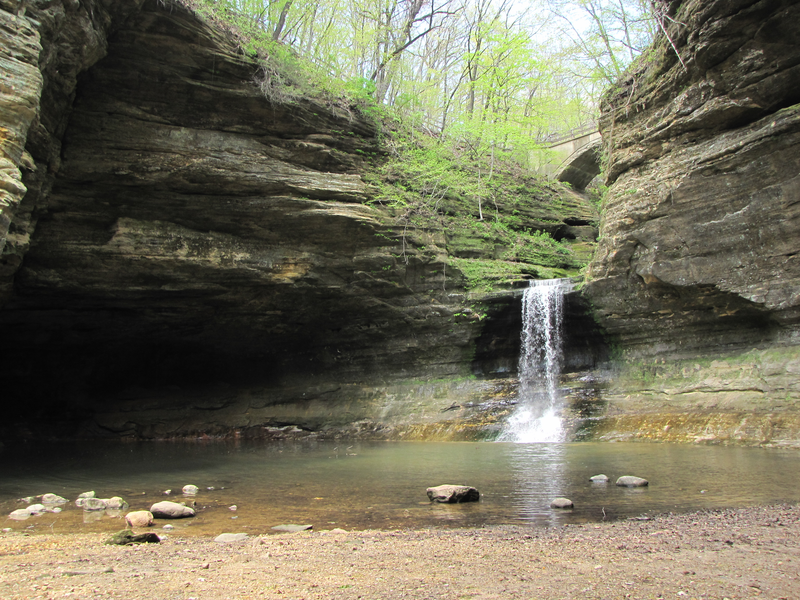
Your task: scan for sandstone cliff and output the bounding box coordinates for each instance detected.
[0,0,599,441]
[583,0,800,445]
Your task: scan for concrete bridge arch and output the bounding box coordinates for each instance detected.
[536,126,603,192]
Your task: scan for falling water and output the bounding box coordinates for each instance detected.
[499,278,574,443]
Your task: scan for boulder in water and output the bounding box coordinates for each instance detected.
[550,497,574,509]
[150,501,195,519]
[104,497,128,510]
[125,510,154,528]
[82,497,108,511]
[616,476,649,488]
[182,485,199,495]
[9,509,32,520]
[426,484,480,503]
[590,474,609,483]
[41,493,68,504]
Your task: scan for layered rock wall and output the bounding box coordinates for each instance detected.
[0,0,601,441]
[583,0,800,445]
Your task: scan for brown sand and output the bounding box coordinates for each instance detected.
[1,505,798,600]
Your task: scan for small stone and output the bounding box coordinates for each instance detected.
[426,484,480,503]
[228,505,237,511]
[182,485,199,495]
[550,497,574,509]
[616,476,649,488]
[150,501,195,519]
[163,490,171,495]
[41,493,68,504]
[271,524,313,533]
[125,511,154,528]
[589,474,609,483]
[214,533,249,543]
[162,524,174,530]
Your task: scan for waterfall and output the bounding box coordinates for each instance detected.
[499,278,573,443]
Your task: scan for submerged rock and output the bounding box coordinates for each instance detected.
[550,497,574,509]
[125,511,154,528]
[150,501,195,519]
[426,484,480,503]
[182,485,199,495]
[106,530,160,545]
[616,476,649,488]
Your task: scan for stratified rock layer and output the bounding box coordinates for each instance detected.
[582,0,800,445]
[0,0,601,441]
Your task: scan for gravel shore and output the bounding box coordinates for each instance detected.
[1,504,798,600]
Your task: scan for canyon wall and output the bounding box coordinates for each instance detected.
[583,0,800,446]
[0,0,600,441]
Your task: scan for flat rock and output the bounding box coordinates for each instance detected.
[150,501,195,519]
[589,474,609,483]
[8,509,31,520]
[125,510,154,528]
[214,533,249,543]
[426,484,480,503]
[550,497,574,509]
[106,530,160,545]
[616,476,649,488]
[271,524,313,533]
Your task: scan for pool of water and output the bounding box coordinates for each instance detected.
[1,440,799,536]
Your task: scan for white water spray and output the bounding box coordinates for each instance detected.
[499,278,573,443]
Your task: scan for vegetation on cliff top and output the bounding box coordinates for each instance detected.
[176,0,660,289]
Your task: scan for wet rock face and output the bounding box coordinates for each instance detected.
[584,0,800,356]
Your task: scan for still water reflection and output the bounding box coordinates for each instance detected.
[1,441,798,536]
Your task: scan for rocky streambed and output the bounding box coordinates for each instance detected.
[0,504,798,599]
